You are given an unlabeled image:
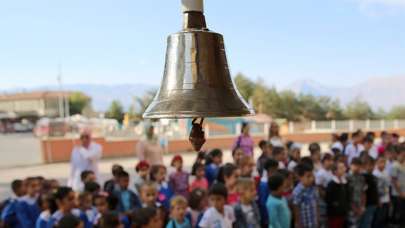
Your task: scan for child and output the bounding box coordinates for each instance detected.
[345,131,365,165]
[132,207,163,228]
[139,181,159,208]
[287,142,301,171]
[273,146,287,169]
[166,196,192,228]
[98,211,122,228]
[58,214,83,228]
[190,164,208,191]
[191,151,206,176]
[239,155,255,178]
[92,193,108,226]
[234,178,261,228]
[258,158,279,227]
[188,188,208,227]
[325,161,350,228]
[16,177,41,228]
[216,163,239,205]
[347,157,366,228]
[372,155,390,227]
[257,140,272,176]
[390,147,405,226]
[78,192,98,226]
[315,153,334,228]
[113,170,141,213]
[169,155,190,198]
[103,164,124,193]
[80,170,96,187]
[309,143,322,171]
[35,193,57,228]
[205,149,223,185]
[134,160,150,194]
[266,174,291,228]
[199,183,235,228]
[84,181,101,195]
[150,165,173,210]
[232,147,245,166]
[292,163,319,228]
[1,179,26,227]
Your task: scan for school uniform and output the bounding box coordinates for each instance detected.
[1,196,21,228]
[157,181,174,210]
[47,209,89,228]
[199,206,235,228]
[35,210,51,228]
[205,163,219,186]
[113,188,141,213]
[257,176,270,227]
[233,202,261,228]
[325,176,350,228]
[166,217,192,228]
[15,195,41,228]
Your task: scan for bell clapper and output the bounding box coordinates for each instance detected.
[189,118,206,152]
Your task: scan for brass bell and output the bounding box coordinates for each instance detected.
[143,0,254,119]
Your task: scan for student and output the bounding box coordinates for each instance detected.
[80,170,96,188]
[113,171,141,213]
[234,178,261,228]
[390,147,405,226]
[166,196,191,228]
[273,146,287,169]
[292,163,319,228]
[84,181,101,195]
[189,164,208,191]
[257,140,272,176]
[103,164,124,194]
[345,131,365,164]
[232,147,245,167]
[238,155,255,178]
[187,188,208,227]
[257,158,279,227]
[1,179,26,227]
[150,165,173,210]
[132,207,163,228]
[16,177,41,228]
[315,153,334,228]
[98,211,122,228]
[58,214,84,228]
[372,155,390,227]
[325,161,350,228]
[347,158,366,228]
[92,193,108,227]
[362,136,378,159]
[191,151,206,176]
[359,156,379,228]
[287,143,301,172]
[78,192,97,226]
[266,174,291,228]
[199,183,235,228]
[205,149,223,186]
[134,160,150,194]
[35,193,57,228]
[216,163,239,205]
[169,155,190,198]
[309,143,322,172]
[139,181,159,208]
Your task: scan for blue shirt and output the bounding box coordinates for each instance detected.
[15,196,41,228]
[292,183,319,228]
[266,195,291,228]
[166,218,192,228]
[257,178,270,226]
[121,191,131,212]
[205,163,219,186]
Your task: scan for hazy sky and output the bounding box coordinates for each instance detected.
[0,0,404,89]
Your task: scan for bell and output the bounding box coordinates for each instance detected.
[143,0,254,119]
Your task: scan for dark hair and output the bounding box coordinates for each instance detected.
[331,160,345,173]
[366,131,375,139]
[99,211,120,228]
[362,155,375,166]
[106,194,119,211]
[132,207,157,227]
[300,156,314,170]
[216,163,237,184]
[192,151,206,175]
[80,170,94,182]
[268,174,285,191]
[205,149,222,165]
[295,163,313,177]
[11,179,23,194]
[276,169,291,179]
[241,122,249,133]
[351,157,363,166]
[117,170,129,179]
[84,181,101,194]
[321,153,333,163]
[38,193,57,214]
[272,146,285,157]
[264,158,279,172]
[259,140,268,149]
[208,183,228,198]
[339,133,349,142]
[150,165,165,181]
[392,133,399,138]
[54,187,73,200]
[308,143,320,155]
[192,163,205,175]
[189,188,207,210]
[363,136,374,144]
[58,214,81,228]
[112,164,124,177]
[351,130,361,138]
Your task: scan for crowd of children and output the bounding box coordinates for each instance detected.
[1,129,405,228]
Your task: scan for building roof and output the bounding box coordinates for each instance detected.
[0,91,75,101]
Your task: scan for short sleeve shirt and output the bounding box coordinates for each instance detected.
[292,183,319,228]
[390,161,405,196]
[199,206,235,228]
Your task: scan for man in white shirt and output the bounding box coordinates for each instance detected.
[68,130,102,191]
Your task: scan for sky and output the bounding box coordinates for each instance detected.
[0,0,404,90]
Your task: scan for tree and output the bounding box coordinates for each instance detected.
[277,90,301,121]
[69,92,91,115]
[344,99,374,119]
[130,90,157,120]
[234,73,255,100]
[105,100,124,123]
[387,105,405,119]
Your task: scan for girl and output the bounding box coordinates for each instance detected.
[191,151,206,176]
[187,188,208,227]
[35,193,57,228]
[216,163,239,205]
[232,122,254,156]
[169,155,190,198]
[166,196,192,228]
[190,164,208,191]
[150,165,173,210]
[205,149,223,186]
[287,143,301,171]
[238,155,255,178]
[132,207,163,228]
[232,147,245,166]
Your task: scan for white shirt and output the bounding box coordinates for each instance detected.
[373,168,390,203]
[331,141,343,152]
[288,160,298,171]
[345,143,364,164]
[199,206,235,228]
[315,167,334,188]
[278,161,286,169]
[68,142,102,191]
[368,145,379,159]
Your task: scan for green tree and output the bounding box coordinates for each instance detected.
[277,90,301,121]
[69,92,91,115]
[105,100,124,123]
[234,73,255,100]
[344,99,374,119]
[130,90,157,120]
[387,105,405,119]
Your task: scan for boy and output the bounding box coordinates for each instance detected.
[16,177,41,228]
[390,147,405,226]
[103,164,124,193]
[239,155,255,178]
[234,178,261,228]
[1,179,26,227]
[166,196,191,228]
[199,183,235,228]
[258,158,279,227]
[273,146,287,169]
[345,131,365,164]
[257,140,271,176]
[139,181,159,208]
[134,160,150,194]
[315,153,334,228]
[347,158,366,228]
[372,155,390,227]
[266,174,291,228]
[113,170,141,213]
[292,163,319,228]
[79,170,96,192]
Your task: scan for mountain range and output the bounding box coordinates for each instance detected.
[2,75,405,111]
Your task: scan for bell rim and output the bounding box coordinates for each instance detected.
[142,109,255,119]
